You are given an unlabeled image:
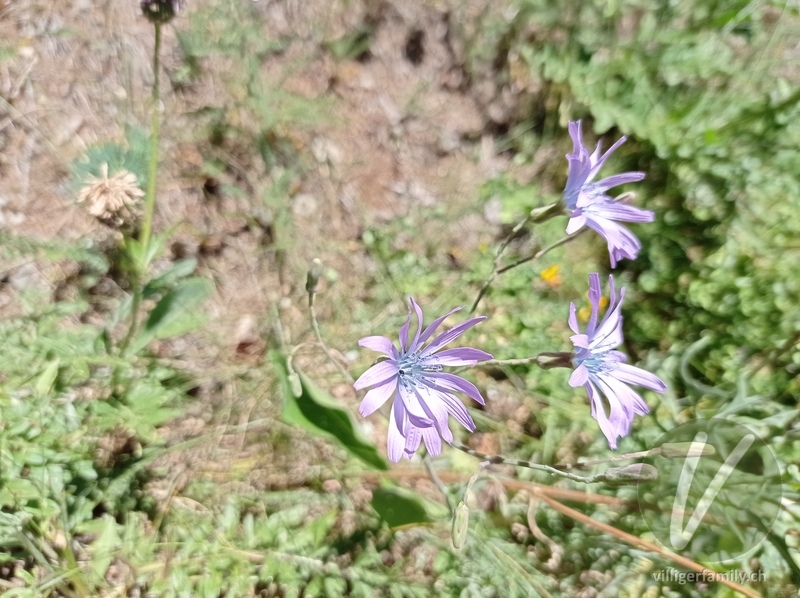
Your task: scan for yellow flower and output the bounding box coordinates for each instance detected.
[540,265,562,288]
[579,295,609,322]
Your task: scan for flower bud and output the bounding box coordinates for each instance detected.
[536,352,574,369]
[141,0,180,24]
[529,202,564,223]
[658,441,716,459]
[306,258,324,294]
[451,501,470,549]
[602,463,658,486]
[287,371,303,398]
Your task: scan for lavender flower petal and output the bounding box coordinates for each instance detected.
[387,400,406,462]
[568,303,581,335]
[421,427,442,456]
[408,297,425,351]
[593,172,646,192]
[586,273,603,338]
[583,217,644,268]
[577,200,655,223]
[417,305,463,346]
[419,316,487,357]
[358,335,397,356]
[353,360,398,391]
[569,364,590,387]
[420,385,476,431]
[404,425,422,457]
[358,378,398,417]
[613,363,667,392]
[398,307,412,353]
[398,384,435,427]
[424,347,494,367]
[421,372,486,405]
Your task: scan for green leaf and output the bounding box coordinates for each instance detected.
[131,277,212,353]
[371,486,433,528]
[143,258,198,297]
[270,351,386,470]
[34,359,59,398]
[75,515,122,579]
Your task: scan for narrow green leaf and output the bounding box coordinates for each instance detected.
[82,515,122,579]
[143,258,198,297]
[270,351,387,470]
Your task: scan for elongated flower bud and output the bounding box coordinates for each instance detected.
[306,258,324,294]
[529,202,564,223]
[658,441,716,459]
[451,501,470,549]
[602,463,658,486]
[536,352,574,369]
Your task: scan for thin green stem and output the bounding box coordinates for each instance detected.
[452,442,606,484]
[551,449,653,470]
[468,204,573,314]
[454,352,573,374]
[496,229,585,275]
[308,291,353,383]
[423,454,453,513]
[140,22,161,258]
[469,212,533,314]
[119,22,162,356]
[119,278,142,356]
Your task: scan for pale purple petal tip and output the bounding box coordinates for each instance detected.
[353,360,398,391]
[358,335,397,356]
[387,401,406,462]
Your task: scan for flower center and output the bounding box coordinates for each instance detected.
[576,183,609,210]
[573,351,614,375]
[396,351,443,386]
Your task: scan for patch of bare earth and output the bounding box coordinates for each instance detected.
[0,0,543,501]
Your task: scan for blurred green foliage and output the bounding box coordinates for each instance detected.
[504,0,800,404]
[68,127,150,194]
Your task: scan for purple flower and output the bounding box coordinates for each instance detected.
[568,274,666,449]
[564,120,654,267]
[354,298,492,462]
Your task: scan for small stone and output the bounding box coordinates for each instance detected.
[292,193,318,218]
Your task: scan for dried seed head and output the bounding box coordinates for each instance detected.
[141,0,180,24]
[77,163,144,228]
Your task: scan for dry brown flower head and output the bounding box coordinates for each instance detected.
[77,163,144,226]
